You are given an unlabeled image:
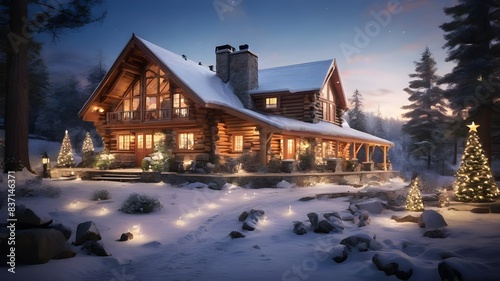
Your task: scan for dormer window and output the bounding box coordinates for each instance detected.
[265,97,278,109]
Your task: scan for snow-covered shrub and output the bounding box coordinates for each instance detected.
[267,158,282,173]
[95,150,115,170]
[120,193,163,214]
[238,152,261,172]
[149,141,172,172]
[298,151,315,171]
[90,189,111,201]
[16,184,61,198]
[141,157,151,171]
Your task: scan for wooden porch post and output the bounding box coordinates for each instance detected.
[352,143,356,159]
[258,127,273,166]
[335,140,339,158]
[383,146,387,171]
[364,143,370,162]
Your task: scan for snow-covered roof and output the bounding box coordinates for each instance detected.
[249,60,333,94]
[136,36,392,146]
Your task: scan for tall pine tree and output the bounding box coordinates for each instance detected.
[347,89,366,132]
[439,0,500,166]
[402,47,448,169]
[3,0,105,172]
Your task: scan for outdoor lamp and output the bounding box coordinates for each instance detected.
[41,152,50,178]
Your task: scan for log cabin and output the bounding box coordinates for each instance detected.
[79,34,393,171]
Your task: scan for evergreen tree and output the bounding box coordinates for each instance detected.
[82,132,94,155]
[453,122,499,202]
[439,0,500,166]
[405,174,424,212]
[3,0,105,172]
[402,47,448,169]
[347,89,366,132]
[57,130,76,168]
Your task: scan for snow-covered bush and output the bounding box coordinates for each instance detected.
[90,189,111,201]
[141,157,151,171]
[149,141,172,172]
[238,152,261,172]
[266,158,282,173]
[95,150,115,170]
[120,193,163,214]
[16,184,61,198]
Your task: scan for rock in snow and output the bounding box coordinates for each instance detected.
[292,221,307,235]
[438,257,500,281]
[372,252,413,280]
[74,221,102,246]
[229,231,245,239]
[355,200,385,214]
[16,229,73,264]
[340,231,382,252]
[418,210,447,230]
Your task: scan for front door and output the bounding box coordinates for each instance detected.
[135,133,154,166]
[284,137,296,159]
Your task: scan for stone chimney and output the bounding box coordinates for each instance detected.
[215,44,234,83]
[215,44,258,109]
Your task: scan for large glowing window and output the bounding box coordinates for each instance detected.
[179,133,194,150]
[234,135,243,152]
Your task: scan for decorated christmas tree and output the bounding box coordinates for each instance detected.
[454,122,499,202]
[82,132,94,155]
[405,174,424,211]
[57,130,76,168]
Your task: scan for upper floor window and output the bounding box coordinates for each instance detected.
[173,92,188,118]
[145,65,170,120]
[233,135,243,152]
[265,97,278,109]
[321,101,335,122]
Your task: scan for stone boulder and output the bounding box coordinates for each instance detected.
[340,232,382,251]
[391,215,419,223]
[438,257,500,281]
[82,241,110,256]
[16,205,52,229]
[355,200,385,214]
[292,221,307,235]
[418,210,447,230]
[16,229,72,264]
[423,229,446,239]
[229,231,245,239]
[119,232,134,241]
[372,252,413,280]
[74,221,101,246]
[307,212,334,233]
[357,212,371,227]
[329,245,349,263]
[241,209,264,231]
[323,213,344,233]
[50,223,72,241]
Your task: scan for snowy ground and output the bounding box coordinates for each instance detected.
[1,173,500,281]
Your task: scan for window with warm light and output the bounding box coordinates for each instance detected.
[234,135,243,152]
[179,133,194,150]
[173,92,188,118]
[118,135,131,150]
[145,134,153,149]
[265,97,278,109]
[287,139,294,157]
[137,134,143,149]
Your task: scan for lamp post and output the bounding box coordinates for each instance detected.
[41,152,50,178]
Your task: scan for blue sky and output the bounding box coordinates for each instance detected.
[39,0,456,118]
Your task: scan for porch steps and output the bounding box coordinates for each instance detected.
[91,173,142,182]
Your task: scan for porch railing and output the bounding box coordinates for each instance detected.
[107,108,188,124]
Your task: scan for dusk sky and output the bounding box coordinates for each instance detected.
[38,0,456,119]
